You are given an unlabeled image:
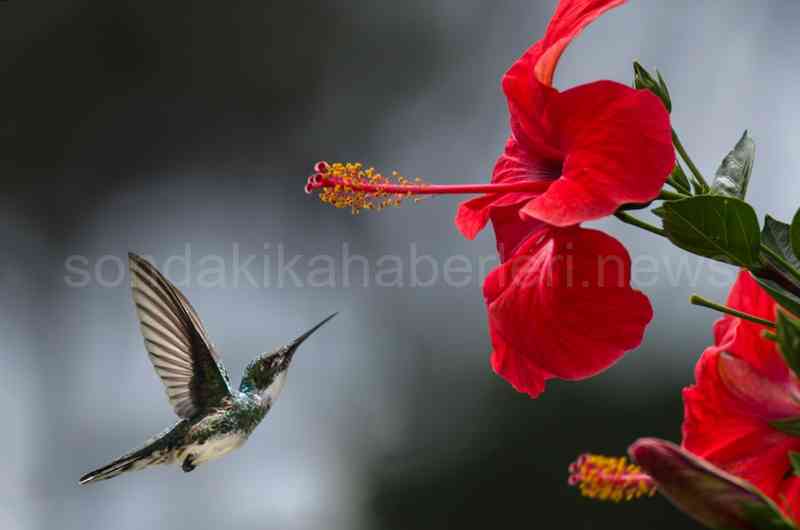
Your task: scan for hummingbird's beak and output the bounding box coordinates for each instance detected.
[284,312,337,360]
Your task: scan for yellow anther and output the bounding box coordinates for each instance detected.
[312,161,428,215]
[568,454,657,503]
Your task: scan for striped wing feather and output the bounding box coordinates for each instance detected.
[129,253,231,418]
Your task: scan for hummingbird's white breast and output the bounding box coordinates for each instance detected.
[263,370,288,405]
[178,431,248,467]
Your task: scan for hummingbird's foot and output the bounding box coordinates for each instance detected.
[182,455,196,473]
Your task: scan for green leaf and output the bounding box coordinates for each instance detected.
[711,131,755,200]
[753,275,800,318]
[654,196,761,267]
[770,416,800,437]
[762,216,800,271]
[776,310,800,378]
[760,216,800,290]
[790,452,800,477]
[791,207,800,261]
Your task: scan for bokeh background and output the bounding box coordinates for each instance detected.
[3,1,799,529]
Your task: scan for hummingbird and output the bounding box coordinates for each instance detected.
[79,253,336,485]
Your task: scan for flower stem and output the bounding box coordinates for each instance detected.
[672,129,709,193]
[667,176,692,196]
[760,243,800,287]
[658,189,689,201]
[614,212,667,238]
[690,294,776,328]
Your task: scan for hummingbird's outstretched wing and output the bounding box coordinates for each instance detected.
[128,253,232,418]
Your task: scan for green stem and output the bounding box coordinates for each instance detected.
[672,129,709,192]
[690,294,776,328]
[761,243,800,286]
[658,189,689,201]
[667,177,692,196]
[614,212,667,238]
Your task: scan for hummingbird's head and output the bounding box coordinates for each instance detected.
[240,313,337,396]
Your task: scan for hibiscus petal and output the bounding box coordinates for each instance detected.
[520,80,674,227]
[717,352,800,420]
[682,347,800,502]
[488,204,547,262]
[455,192,546,254]
[490,332,549,398]
[779,477,800,522]
[719,271,790,380]
[455,194,501,241]
[502,1,627,168]
[503,0,627,119]
[535,0,627,86]
[483,226,652,397]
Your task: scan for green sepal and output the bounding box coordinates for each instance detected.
[791,207,800,261]
[791,452,800,477]
[669,161,692,195]
[633,61,671,112]
[770,417,800,437]
[711,131,755,200]
[753,276,800,318]
[776,310,800,378]
[738,502,799,530]
[653,196,760,267]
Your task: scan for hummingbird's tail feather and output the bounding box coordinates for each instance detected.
[79,430,178,485]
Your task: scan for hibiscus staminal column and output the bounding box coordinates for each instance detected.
[568,453,657,502]
[305,161,550,215]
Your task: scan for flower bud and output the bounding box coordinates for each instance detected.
[629,438,795,530]
[633,61,672,113]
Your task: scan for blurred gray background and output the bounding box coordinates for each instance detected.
[2,1,798,529]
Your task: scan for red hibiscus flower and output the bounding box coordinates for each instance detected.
[568,274,800,525]
[306,0,672,397]
[463,0,672,396]
[682,270,800,522]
